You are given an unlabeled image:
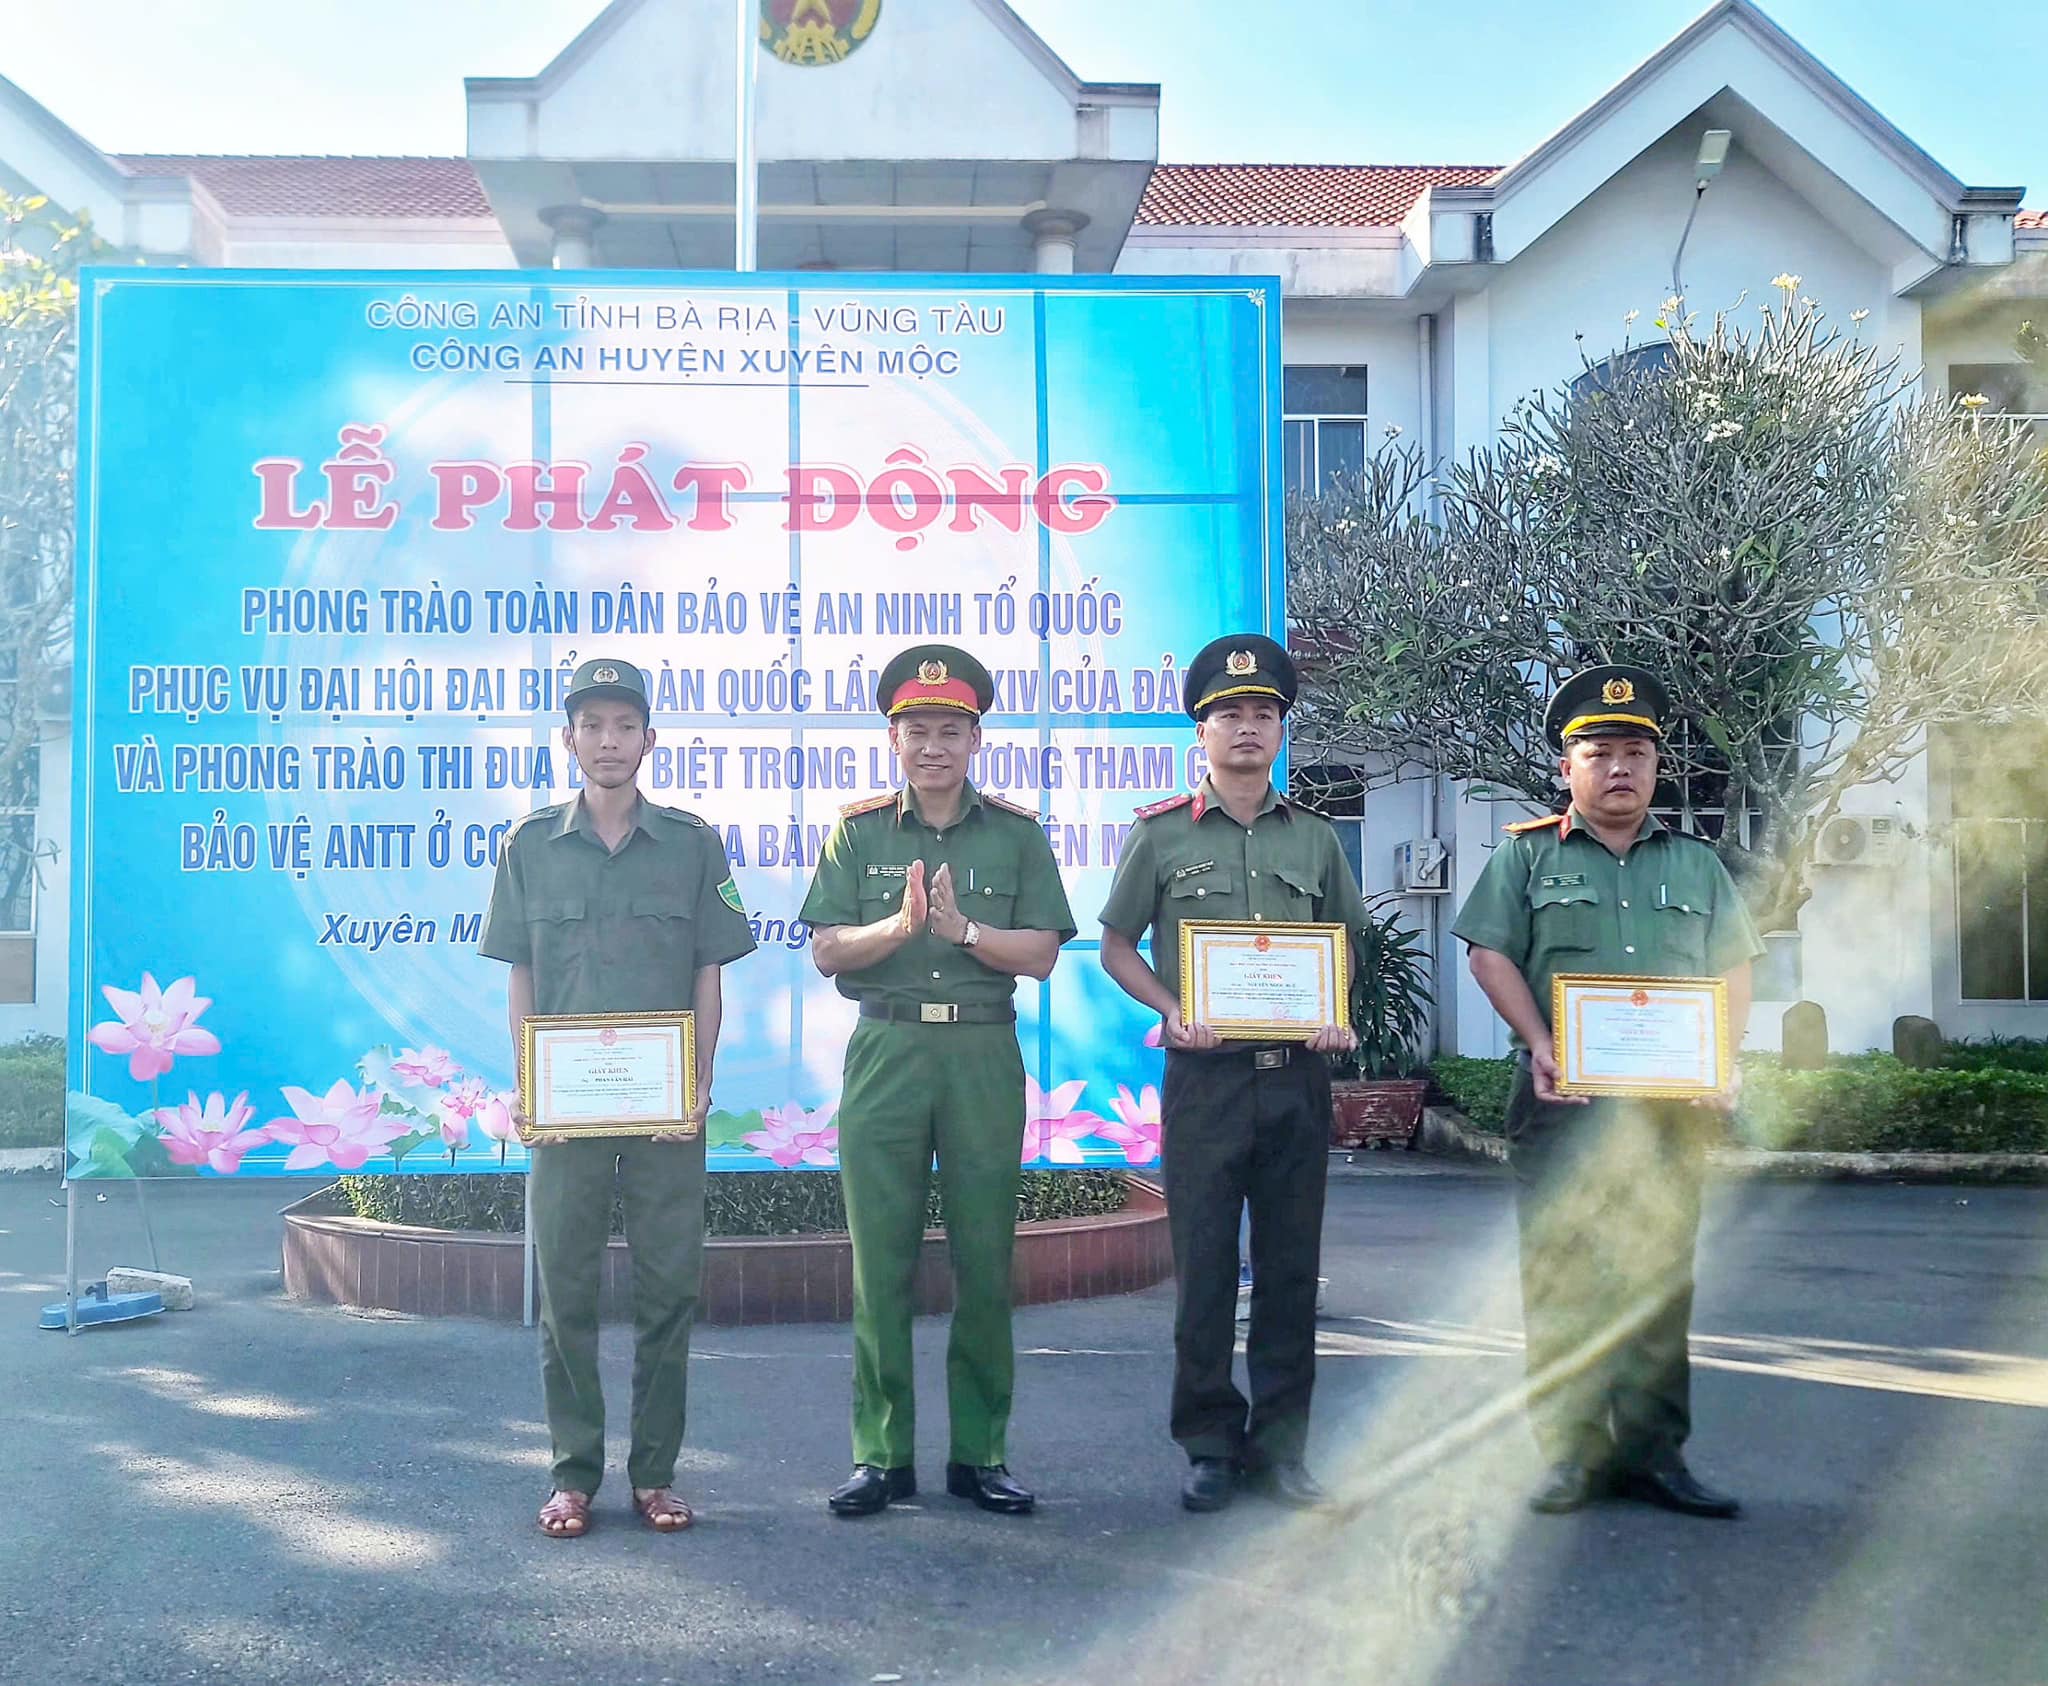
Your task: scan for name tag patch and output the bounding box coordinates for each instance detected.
[866,863,910,879]
[1538,873,1588,889]
[1173,860,1216,881]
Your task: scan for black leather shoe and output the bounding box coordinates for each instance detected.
[1619,1459,1740,1519]
[945,1462,1035,1514]
[1243,1460,1329,1511]
[1181,1457,1238,1513]
[1528,1461,1604,1515]
[827,1464,916,1517]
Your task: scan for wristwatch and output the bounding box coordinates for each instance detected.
[959,919,982,948]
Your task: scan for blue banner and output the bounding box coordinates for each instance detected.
[68,270,1281,1177]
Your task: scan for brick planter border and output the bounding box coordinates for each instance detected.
[282,1177,1172,1323]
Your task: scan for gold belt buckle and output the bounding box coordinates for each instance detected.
[919,1002,960,1024]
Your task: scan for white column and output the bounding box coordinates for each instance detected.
[541,206,605,270]
[1023,209,1089,276]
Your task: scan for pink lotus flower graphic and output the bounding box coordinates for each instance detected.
[743,1101,840,1168]
[1143,1021,1164,1049]
[474,1092,519,1146]
[1099,1084,1163,1167]
[87,973,221,1082]
[1021,1076,1104,1166]
[264,1079,405,1171]
[155,1091,268,1175]
[392,1046,459,1088]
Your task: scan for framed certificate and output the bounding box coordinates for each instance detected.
[517,1011,697,1142]
[1550,975,1730,1099]
[1178,920,1350,1041]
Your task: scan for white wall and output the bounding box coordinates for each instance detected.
[1481,126,1904,441]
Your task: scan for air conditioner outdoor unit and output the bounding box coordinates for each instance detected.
[1395,837,1450,894]
[1815,814,1898,867]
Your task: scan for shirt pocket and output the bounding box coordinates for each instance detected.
[1166,866,1239,914]
[1652,899,1711,974]
[1270,862,1323,919]
[1529,880,1601,952]
[963,869,1018,928]
[617,894,698,985]
[528,895,588,974]
[857,873,909,923]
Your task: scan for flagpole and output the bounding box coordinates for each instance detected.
[735,0,759,272]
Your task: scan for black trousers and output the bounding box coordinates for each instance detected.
[1161,1047,1331,1465]
[1505,1068,1709,1471]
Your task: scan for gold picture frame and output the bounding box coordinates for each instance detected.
[1550,974,1731,1099]
[1177,920,1350,1042]
[517,1010,697,1142]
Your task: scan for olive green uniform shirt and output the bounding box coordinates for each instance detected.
[478,795,757,1014]
[1098,778,1373,1001]
[1451,808,1764,1049]
[798,783,1078,1007]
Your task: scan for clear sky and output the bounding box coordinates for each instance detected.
[1,0,2040,200]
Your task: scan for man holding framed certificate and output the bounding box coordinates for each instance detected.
[1099,634,1369,1514]
[479,657,758,1540]
[1452,665,1764,1521]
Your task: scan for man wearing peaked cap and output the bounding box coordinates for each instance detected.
[1452,664,1763,1521]
[478,655,758,1540]
[1099,632,1371,1514]
[799,643,1077,1518]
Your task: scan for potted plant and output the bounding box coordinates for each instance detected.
[1330,894,1434,1149]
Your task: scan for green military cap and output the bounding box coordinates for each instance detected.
[874,643,994,718]
[1544,664,1670,750]
[1183,632,1296,719]
[563,655,650,721]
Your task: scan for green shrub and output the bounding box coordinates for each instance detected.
[335,1168,1132,1235]
[1427,1055,1515,1133]
[1739,1055,2048,1153]
[1939,1036,2048,1075]
[0,1035,64,1150]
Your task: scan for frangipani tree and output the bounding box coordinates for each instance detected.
[1289,283,2048,933]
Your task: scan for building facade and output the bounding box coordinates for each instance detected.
[2,0,2043,1056]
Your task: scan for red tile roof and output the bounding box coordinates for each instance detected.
[1136,163,1500,228]
[115,155,491,219]
[2019,208,2046,230]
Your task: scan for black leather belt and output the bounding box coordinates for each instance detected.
[1170,1044,1300,1068]
[860,1001,1016,1025]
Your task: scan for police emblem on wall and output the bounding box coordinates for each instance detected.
[761,0,881,65]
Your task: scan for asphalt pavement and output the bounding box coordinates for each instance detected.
[4,1158,2047,1686]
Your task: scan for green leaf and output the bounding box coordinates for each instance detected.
[87,1126,137,1178]
[123,1131,196,1178]
[705,1109,763,1149]
[386,1128,437,1168]
[68,1089,149,1145]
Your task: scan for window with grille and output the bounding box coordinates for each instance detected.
[1283,365,1369,499]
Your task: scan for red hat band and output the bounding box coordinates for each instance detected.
[887,675,981,716]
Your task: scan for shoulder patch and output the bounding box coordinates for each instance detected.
[717,875,745,913]
[1503,813,1566,835]
[981,792,1039,820]
[839,792,897,820]
[1133,792,1195,821]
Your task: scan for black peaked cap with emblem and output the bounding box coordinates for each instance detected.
[563,656,650,721]
[875,643,994,719]
[1544,664,1670,751]
[1183,633,1296,720]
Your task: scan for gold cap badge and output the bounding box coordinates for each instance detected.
[1225,649,1257,676]
[917,659,948,684]
[591,664,619,684]
[1601,677,1635,706]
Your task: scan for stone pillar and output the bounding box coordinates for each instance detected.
[541,205,606,270]
[1023,209,1089,275]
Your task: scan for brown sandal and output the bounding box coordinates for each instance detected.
[634,1486,694,1532]
[538,1489,592,1538]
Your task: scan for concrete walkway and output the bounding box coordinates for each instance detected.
[4,1165,2046,1686]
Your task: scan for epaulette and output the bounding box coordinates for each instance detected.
[981,792,1039,820]
[504,803,564,839]
[1503,813,1566,835]
[839,792,897,820]
[1133,792,1195,821]
[643,801,706,826]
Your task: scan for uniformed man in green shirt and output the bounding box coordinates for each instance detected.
[1099,634,1371,1514]
[479,656,758,1540]
[799,643,1077,1518]
[1452,664,1763,1520]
